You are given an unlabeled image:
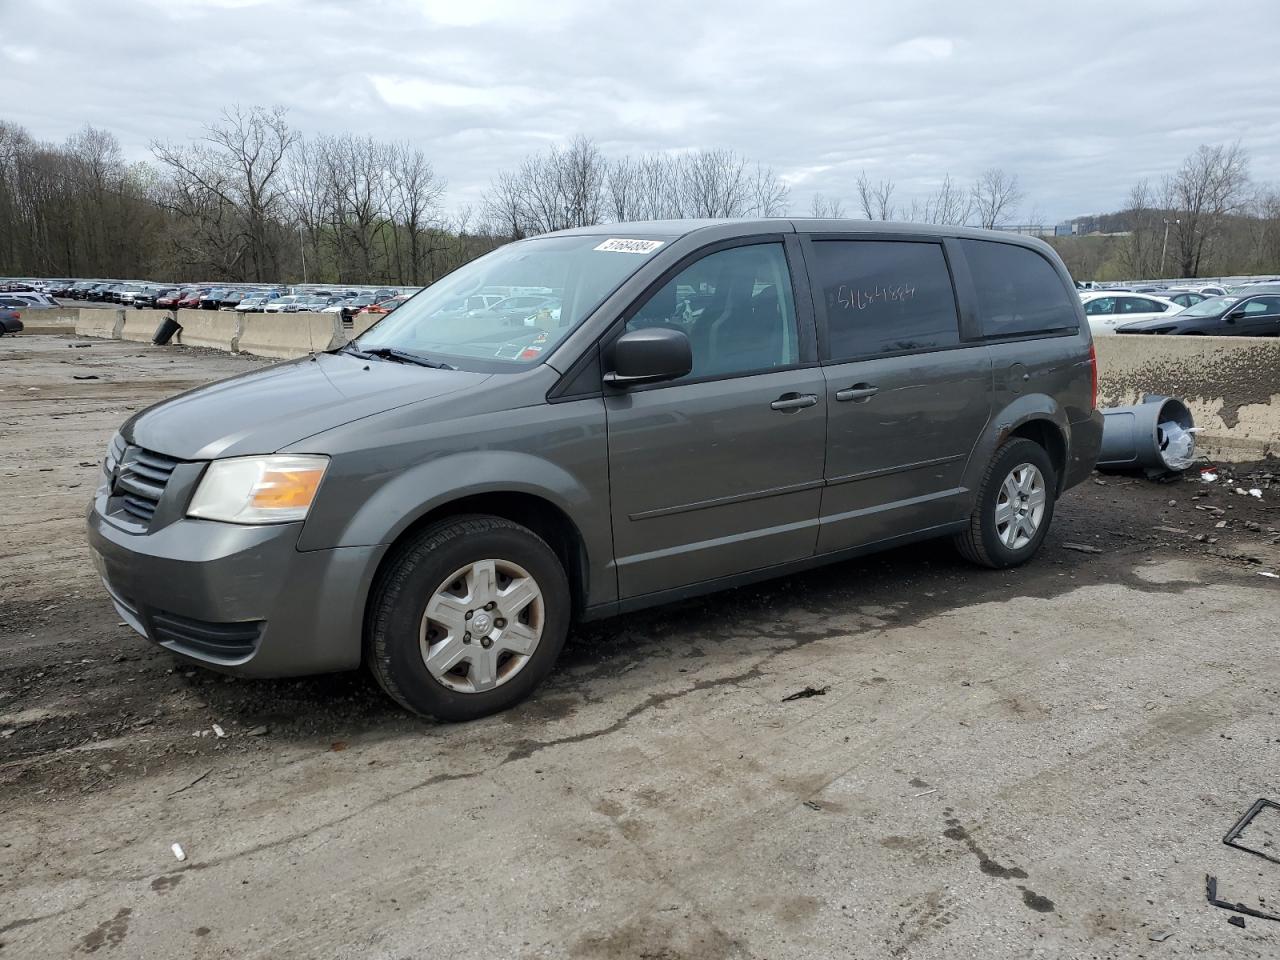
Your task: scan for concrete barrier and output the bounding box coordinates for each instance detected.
[74,307,124,340]
[237,311,344,359]
[1096,335,1280,462]
[120,309,166,343]
[351,311,384,337]
[174,309,240,352]
[16,307,79,334]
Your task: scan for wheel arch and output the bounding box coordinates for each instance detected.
[965,396,1072,498]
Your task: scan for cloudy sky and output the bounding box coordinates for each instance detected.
[3,0,1278,222]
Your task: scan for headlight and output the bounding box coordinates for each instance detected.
[187,455,329,524]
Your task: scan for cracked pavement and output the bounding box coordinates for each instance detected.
[3,335,1280,958]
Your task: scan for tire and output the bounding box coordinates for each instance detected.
[367,515,570,721]
[954,438,1057,569]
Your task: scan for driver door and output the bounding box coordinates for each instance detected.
[604,239,826,600]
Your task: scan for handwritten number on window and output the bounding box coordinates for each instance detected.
[835,284,917,310]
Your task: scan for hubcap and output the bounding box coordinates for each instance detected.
[995,463,1046,550]
[419,559,544,694]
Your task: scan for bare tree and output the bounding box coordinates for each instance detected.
[969,168,1023,229]
[387,141,445,285]
[809,193,845,218]
[855,170,895,220]
[915,173,969,225]
[1168,142,1250,276]
[152,105,296,280]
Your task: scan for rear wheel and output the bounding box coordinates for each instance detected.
[367,515,570,721]
[954,438,1057,569]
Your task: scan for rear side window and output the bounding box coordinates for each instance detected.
[811,240,959,360]
[960,239,1078,337]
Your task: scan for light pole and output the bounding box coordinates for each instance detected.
[298,223,307,285]
[1160,218,1180,277]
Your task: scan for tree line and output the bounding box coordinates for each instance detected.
[1,105,1277,284]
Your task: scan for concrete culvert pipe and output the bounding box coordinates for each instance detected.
[1097,395,1196,477]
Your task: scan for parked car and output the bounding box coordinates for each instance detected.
[473,294,560,325]
[1163,290,1208,308]
[357,293,413,317]
[0,293,54,310]
[88,220,1102,721]
[264,295,304,313]
[1116,293,1280,335]
[177,288,209,309]
[0,307,22,335]
[116,284,147,306]
[235,294,277,313]
[1080,292,1182,335]
[198,288,231,310]
[136,287,179,309]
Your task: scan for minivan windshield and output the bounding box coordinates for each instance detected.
[355,234,672,368]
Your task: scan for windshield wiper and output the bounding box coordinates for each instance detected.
[341,344,455,370]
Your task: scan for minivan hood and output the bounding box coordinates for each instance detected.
[123,351,491,460]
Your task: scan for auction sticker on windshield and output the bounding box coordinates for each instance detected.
[594,238,665,254]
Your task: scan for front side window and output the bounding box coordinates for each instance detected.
[1236,298,1280,316]
[812,240,959,360]
[359,234,670,369]
[961,239,1078,337]
[625,242,799,380]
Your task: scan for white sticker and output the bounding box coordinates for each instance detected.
[594,238,665,254]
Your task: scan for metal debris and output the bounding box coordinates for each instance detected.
[782,685,830,702]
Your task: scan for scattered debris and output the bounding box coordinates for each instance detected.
[914,788,938,798]
[1153,526,1188,535]
[72,374,99,380]
[212,723,226,739]
[1260,572,1280,580]
[1148,930,1174,942]
[330,741,348,752]
[1223,798,1280,865]
[803,800,823,811]
[1228,916,1246,929]
[1201,469,1219,483]
[1205,875,1280,924]
[171,842,187,862]
[782,685,830,702]
[246,725,270,736]
[1061,543,1103,554]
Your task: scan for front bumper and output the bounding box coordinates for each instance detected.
[87,498,383,678]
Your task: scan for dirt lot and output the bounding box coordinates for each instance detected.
[3,333,1280,959]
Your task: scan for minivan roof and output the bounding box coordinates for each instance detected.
[544,218,1057,253]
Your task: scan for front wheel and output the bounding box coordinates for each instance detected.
[954,438,1057,569]
[367,516,570,721]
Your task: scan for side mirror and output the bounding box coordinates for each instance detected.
[1226,311,1244,322]
[604,327,692,387]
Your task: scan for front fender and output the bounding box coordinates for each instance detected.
[326,449,598,549]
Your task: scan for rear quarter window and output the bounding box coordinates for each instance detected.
[811,239,960,360]
[960,239,1078,338]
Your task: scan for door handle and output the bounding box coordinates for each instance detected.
[770,393,819,411]
[835,384,879,402]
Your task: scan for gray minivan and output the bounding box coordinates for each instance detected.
[88,220,1104,720]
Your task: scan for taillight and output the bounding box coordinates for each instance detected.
[1088,342,1098,410]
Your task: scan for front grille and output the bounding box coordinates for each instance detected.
[113,445,180,524]
[150,611,264,659]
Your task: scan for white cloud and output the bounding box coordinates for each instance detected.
[884,36,955,63]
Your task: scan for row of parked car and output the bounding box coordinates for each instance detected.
[1075,280,1280,337]
[26,279,414,321]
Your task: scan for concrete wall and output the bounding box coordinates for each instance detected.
[74,307,123,339]
[238,311,344,359]
[174,309,240,352]
[120,310,167,343]
[1096,335,1280,462]
[16,307,79,334]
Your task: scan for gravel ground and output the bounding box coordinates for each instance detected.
[2,334,1280,958]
